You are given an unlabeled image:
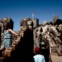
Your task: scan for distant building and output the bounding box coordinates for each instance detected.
[53,16,58,24]
[33,18,39,28]
[52,16,62,25]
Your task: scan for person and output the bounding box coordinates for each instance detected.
[11,19,34,62]
[39,36,50,62]
[33,47,45,62]
[0,21,18,62]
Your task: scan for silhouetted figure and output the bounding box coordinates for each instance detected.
[11,28,34,62]
[40,37,50,62]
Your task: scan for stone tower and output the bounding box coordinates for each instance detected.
[33,18,39,28]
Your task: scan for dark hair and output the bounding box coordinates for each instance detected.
[2,18,14,30]
[50,22,54,25]
[3,22,13,30]
[40,27,43,32]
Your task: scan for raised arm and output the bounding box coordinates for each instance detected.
[7,29,18,36]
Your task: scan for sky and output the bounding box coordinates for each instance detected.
[0,0,62,31]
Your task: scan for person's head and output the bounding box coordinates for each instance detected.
[3,22,12,30]
[2,18,13,30]
[21,19,28,28]
[27,20,33,30]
